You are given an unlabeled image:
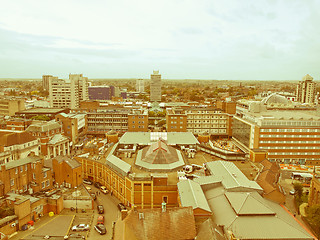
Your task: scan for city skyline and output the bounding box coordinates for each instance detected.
[1,0,320,80]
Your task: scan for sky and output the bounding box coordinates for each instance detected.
[0,0,319,80]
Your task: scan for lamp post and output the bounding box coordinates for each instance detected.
[75,172,78,213]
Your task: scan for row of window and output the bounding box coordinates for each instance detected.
[188,120,226,123]
[261,121,320,126]
[260,128,320,132]
[260,134,320,138]
[259,140,320,143]
[261,146,320,149]
[269,152,320,155]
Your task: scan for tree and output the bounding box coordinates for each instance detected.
[31,115,51,121]
[293,182,303,199]
[307,204,320,238]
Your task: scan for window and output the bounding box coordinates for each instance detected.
[33,173,36,179]
[10,179,14,186]
[42,182,45,189]
[46,180,50,187]
[43,172,47,178]
[20,166,23,172]
[163,196,168,203]
[25,165,27,171]
[15,168,18,174]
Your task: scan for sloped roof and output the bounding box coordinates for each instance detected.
[142,140,178,165]
[106,154,131,177]
[177,179,211,213]
[54,156,81,169]
[26,120,61,132]
[0,130,36,146]
[114,207,197,240]
[48,134,68,145]
[5,156,42,169]
[206,161,263,192]
[225,192,275,215]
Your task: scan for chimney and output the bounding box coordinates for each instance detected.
[121,209,128,220]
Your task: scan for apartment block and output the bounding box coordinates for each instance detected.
[128,109,148,132]
[0,98,25,117]
[48,74,89,109]
[26,121,70,159]
[55,113,87,144]
[0,130,40,165]
[296,74,316,104]
[0,156,53,197]
[42,75,52,91]
[136,79,145,92]
[150,70,161,102]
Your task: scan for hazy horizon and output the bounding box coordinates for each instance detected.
[1,1,319,80]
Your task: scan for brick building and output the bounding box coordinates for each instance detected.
[0,130,40,165]
[52,156,82,188]
[6,118,32,131]
[26,121,70,159]
[0,156,53,197]
[55,113,87,144]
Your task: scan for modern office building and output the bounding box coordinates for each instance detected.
[233,100,320,165]
[136,79,145,93]
[150,70,161,102]
[296,74,316,104]
[42,75,52,91]
[48,74,89,109]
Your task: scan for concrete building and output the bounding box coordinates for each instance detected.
[296,74,316,104]
[0,130,40,165]
[26,121,70,159]
[0,156,53,197]
[0,98,25,117]
[136,79,145,93]
[48,74,89,109]
[167,107,231,137]
[55,113,87,144]
[233,103,320,165]
[150,70,161,102]
[72,107,148,136]
[42,75,52,91]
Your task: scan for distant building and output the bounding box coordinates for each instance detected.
[48,74,89,109]
[0,98,25,117]
[296,74,316,104]
[136,79,145,93]
[42,75,52,91]
[16,107,69,120]
[150,70,161,102]
[88,86,111,100]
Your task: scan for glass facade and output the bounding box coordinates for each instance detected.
[232,118,251,147]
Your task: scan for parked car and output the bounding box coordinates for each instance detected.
[289,190,295,195]
[100,186,109,194]
[117,203,127,211]
[90,193,96,200]
[94,182,102,188]
[94,224,107,235]
[97,215,104,224]
[85,186,92,192]
[83,179,93,185]
[72,224,90,231]
[97,205,104,214]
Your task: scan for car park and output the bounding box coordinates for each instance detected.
[100,186,109,194]
[94,182,102,188]
[83,178,93,185]
[117,203,127,211]
[97,205,104,214]
[94,224,107,235]
[72,224,90,231]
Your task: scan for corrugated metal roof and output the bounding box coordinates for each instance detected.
[177,179,211,213]
[206,161,263,192]
[106,155,131,177]
[225,192,275,215]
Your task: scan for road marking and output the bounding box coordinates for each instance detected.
[22,215,58,239]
